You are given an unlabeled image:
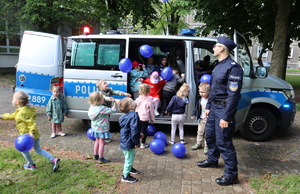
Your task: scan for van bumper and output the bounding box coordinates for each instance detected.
[279,98,296,130]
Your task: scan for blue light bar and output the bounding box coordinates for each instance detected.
[283,104,290,108]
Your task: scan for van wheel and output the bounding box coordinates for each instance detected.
[82,119,91,130]
[240,108,276,142]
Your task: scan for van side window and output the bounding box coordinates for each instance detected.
[66,39,125,70]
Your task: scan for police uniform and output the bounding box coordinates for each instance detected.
[198,36,243,185]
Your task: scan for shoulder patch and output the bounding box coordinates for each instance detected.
[229,81,239,92]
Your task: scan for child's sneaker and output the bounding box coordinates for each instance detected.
[204,146,208,155]
[169,140,174,145]
[180,139,186,144]
[50,133,56,138]
[57,132,66,136]
[24,164,36,170]
[121,174,138,183]
[99,157,111,164]
[105,138,112,143]
[130,167,140,175]
[191,144,201,150]
[93,155,99,160]
[140,143,149,149]
[51,158,60,172]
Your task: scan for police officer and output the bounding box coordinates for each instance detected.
[197,36,243,186]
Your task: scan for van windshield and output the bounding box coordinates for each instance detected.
[65,39,126,70]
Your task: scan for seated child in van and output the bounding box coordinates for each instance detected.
[129,61,148,99]
[191,82,210,154]
[145,56,156,77]
[142,71,167,116]
[156,55,168,73]
[160,69,185,116]
[166,83,189,145]
[96,79,131,142]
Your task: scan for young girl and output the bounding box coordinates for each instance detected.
[119,97,141,183]
[129,61,148,99]
[46,85,68,138]
[88,91,117,163]
[97,79,131,142]
[0,91,60,171]
[166,83,190,144]
[135,84,155,148]
[156,55,168,74]
[142,71,167,116]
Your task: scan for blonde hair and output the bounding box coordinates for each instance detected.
[199,82,210,91]
[13,91,29,106]
[51,85,60,92]
[176,83,190,98]
[96,80,106,90]
[89,92,103,106]
[119,97,135,113]
[139,84,150,96]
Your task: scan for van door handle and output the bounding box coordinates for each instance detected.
[111,73,123,78]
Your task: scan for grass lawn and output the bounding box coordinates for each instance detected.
[0,147,122,193]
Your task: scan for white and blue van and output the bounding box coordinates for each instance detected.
[15,30,296,141]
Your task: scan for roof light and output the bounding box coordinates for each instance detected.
[83,26,90,35]
[180,29,196,36]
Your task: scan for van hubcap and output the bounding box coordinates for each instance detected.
[248,116,267,134]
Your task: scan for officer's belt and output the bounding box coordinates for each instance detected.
[213,100,226,105]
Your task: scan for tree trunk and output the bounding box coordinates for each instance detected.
[270,0,292,79]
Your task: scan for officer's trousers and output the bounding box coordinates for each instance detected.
[205,103,238,177]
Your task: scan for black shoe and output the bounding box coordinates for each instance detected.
[93,155,99,160]
[215,175,239,186]
[130,167,140,175]
[121,174,138,183]
[197,160,218,168]
[99,157,111,164]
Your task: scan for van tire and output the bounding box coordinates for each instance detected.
[240,108,276,142]
[82,119,91,130]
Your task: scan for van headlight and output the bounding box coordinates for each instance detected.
[283,89,295,99]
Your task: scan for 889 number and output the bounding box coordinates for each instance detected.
[28,94,47,104]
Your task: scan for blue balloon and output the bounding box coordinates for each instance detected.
[150,139,165,154]
[87,128,96,141]
[119,58,132,73]
[172,143,186,158]
[14,134,34,152]
[161,67,173,81]
[140,45,153,58]
[200,74,211,83]
[147,124,156,136]
[153,131,168,145]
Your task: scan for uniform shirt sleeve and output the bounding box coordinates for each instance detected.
[223,64,243,121]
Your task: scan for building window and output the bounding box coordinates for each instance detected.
[0,21,20,54]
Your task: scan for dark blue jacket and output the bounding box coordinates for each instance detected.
[119,112,140,150]
[206,56,243,122]
[166,96,188,114]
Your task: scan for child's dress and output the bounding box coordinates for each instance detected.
[88,105,116,139]
[46,94,68,123]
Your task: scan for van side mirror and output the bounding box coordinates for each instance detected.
[255,66,268,78]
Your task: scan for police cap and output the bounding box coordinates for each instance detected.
[217,36,237,51]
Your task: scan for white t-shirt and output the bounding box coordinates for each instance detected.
[200,98,208,119]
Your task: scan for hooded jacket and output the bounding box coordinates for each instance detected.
[119,112,140,150]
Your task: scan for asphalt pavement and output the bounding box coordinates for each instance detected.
[0,85,299,193]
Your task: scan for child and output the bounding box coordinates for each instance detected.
[46,85,68,138]
[166,83,189,144]
[191,82,210,154]
[96,79,131,142]
[160,69,185,116]
[156,55,168,74]
[0,91,60,171]
[119,97,141,183]
[88,92,117,163]
[129,61,148,99]
[135,84,155,148]
[145,56,155,76]
[142,71,167,116]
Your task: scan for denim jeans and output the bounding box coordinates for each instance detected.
[21,138,54,165]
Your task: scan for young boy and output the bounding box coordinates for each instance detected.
[191,82,210,154]
[119,97,141,183]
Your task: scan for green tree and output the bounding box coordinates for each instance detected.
[192,0,300,79]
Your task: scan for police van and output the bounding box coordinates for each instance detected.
[15,29,296,142]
